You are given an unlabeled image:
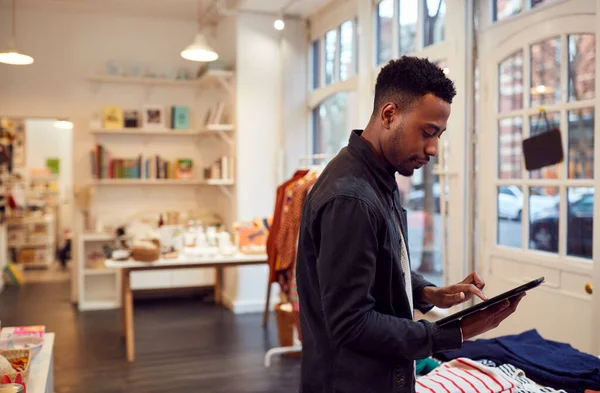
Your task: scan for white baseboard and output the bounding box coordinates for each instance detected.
[221,291,280,314]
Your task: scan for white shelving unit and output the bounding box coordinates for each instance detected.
[77,232,121,311]
[7,214,56,268]
[77,68,237,311]
[87,69,234,90]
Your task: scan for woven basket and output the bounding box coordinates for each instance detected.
[0,348,31,384]
[275,303,295,347]
[274,303,302,357]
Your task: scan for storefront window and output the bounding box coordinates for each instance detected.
[498,51,524,112]
[493,0,522,21]
[568,108,595,179]
[423,0,445,47]
[530,37,561,107]
[497,117,523,179]
[568,34,596,101]
[339,21,355,81]
[325,29,337,85]
[376,0,393,65]
[398,0,417,55]
[311,40,320,90]
[312,92,357,155]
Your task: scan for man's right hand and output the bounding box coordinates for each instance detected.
[460,293,526,341]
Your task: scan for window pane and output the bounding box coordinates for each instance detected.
[423,0,446,47]
[494,0,521,21]
[339,21,355,81]
[529,111,560,179]
[325,29,337,85]
[567,187,594,259]
[530,37,561,107]
[529,186,560,253]
[400,162,446,287]
[531,0,549,7]
[498,186,523,247]
[377,0,393,65]
[498,117,523,179]
[399,0,417,55]
[313,92,354,155]
[569,34,596,101]
[499,51,524,112]
[311,40,320,90]
[568,108,595,179]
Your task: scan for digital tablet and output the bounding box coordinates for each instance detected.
[435,277,545,327]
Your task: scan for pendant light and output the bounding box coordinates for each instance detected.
[181,32,219,62]
[0,0,34,65]
[181,0,218,63]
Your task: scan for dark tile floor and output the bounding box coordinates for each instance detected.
[0,282,300,393]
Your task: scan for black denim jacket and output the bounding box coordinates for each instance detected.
[296,130,462,393]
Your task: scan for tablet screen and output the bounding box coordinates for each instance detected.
[435,277,545,327]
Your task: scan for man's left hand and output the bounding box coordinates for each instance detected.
[422,272,488,309]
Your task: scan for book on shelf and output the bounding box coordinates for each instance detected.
[90,144,194,180]
[204,156,234,181]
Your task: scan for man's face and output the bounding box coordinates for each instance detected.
[380,93,451,177]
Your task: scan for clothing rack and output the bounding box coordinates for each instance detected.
[263,153,334,368]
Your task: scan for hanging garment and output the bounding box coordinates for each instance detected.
[266,170,308,284]
[434,330,600,393]
[416,358,567,393]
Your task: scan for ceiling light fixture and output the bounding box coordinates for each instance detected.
[274,17,285,31]
[181,32,219,62]
[181,0,219,63]
[0,0,34,66]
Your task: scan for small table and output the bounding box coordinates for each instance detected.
[27,333,55,393]
[105,253,268,363]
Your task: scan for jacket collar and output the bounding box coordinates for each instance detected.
[348,129,397,193]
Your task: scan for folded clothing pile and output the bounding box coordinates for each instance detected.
[416,357,567,393]
[433,329,600,393]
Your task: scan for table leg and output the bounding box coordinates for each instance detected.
[123,269,135,363]
[214,267,223,304]
[121,269,126,339]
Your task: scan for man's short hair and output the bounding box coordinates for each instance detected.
[373,56,457,115]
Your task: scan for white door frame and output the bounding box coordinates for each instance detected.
[477,0,599,354]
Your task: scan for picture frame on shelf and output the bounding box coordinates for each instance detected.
[142,105,165,130]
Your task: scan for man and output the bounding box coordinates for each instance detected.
[295,57,525,393]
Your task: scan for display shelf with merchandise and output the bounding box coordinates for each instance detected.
[89,124,234,137]
[79,65,237,311]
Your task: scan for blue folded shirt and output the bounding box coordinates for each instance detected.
[435,329,600,393]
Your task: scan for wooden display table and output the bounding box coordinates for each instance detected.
[105,253,268,362]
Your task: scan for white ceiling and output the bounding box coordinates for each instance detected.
[238,0,327,16]
[3,0,328,21]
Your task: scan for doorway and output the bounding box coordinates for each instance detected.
[1,117,74,286]
[476,0,599,355]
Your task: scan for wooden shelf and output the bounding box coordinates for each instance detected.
[87,69,234,89]
[92,179,234,186]
[89,124,234,136]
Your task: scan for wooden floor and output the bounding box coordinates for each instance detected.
[0,282,301,393]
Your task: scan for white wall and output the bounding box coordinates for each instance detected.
[221,13,308,313]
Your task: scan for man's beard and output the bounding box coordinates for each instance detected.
[397,163,414,177]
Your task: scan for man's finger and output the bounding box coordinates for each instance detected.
[449,284,487,302]
[473,272,486,289]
